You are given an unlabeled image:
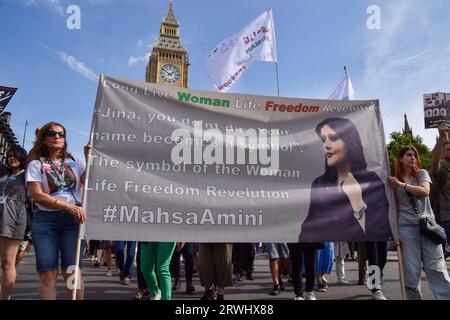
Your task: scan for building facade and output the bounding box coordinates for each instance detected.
[0,112,20,164]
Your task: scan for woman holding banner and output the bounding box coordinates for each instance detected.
[299,117,391,242]
[26,122,88,300]
[389,146,450,300]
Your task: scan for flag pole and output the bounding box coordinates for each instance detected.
[22,120,28,148]
[383,140,406,300]
[71,130,95,300]
[275,62,280,97]
[71,74,102,300]
[379,111,405,299]
[379,106,405,299]
[392,189,407,300]
[396,241,407,300]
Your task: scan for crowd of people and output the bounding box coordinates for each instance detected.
[0,121,449,300]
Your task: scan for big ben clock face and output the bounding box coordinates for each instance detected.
[160,64,180,83]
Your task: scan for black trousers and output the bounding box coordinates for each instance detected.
[136,242,148,291]
[170,242,194,283]
[232,243,255,275]
[88,240,99,256]
[365,241,387,270]
[365,241,387,292]
[287,243,316,295]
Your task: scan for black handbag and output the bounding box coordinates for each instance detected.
[407,191,447,245]
[419,216,447,245]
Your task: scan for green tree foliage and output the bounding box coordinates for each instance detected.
[387,131,431,175]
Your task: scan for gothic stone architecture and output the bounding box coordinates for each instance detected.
[146,1,189,89]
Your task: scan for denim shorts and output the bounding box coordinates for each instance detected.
[265,243,290,260]
[31,210,82,272]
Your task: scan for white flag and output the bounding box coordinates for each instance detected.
[328,67,356,100]
[204,8,277,92]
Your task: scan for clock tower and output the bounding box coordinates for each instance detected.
[146,0,189,88]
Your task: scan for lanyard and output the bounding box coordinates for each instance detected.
[1,170,24,196]
[47,159,80,204]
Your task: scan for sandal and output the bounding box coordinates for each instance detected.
[134,291,144,300]
[134,289,151,300]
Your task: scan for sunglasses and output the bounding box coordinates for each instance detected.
[46,130,65,138]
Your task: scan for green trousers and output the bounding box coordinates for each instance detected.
[140,242,176,300]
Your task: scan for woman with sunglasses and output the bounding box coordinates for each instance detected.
[26,122,88,300]
[0,146,32,300]
[389,145,450,299]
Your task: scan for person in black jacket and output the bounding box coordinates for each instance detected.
[299,117,392,242]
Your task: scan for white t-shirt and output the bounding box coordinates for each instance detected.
[26,156,85,211]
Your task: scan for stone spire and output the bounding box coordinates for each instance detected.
[163,0,178,26]
[403,113,413,137]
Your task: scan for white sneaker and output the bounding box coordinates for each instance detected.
[294,295,304,300]
[337,279,350,285]
[304,291,316,300]
[151,290,161,300]
[372,290,387,300]
[105,270,112,277]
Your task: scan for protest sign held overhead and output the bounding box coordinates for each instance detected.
[423,92,450,128]
[85,75,394,242]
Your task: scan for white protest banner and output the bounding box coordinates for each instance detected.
[204,8,277,92]
[85,75,395,242]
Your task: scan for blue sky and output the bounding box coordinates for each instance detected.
[1,0,450,159]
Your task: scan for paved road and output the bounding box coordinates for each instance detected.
[10,249,447,300]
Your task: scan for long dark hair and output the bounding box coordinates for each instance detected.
[315,117,367,182]
[6,145,28,172]
[28,122,71,161]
